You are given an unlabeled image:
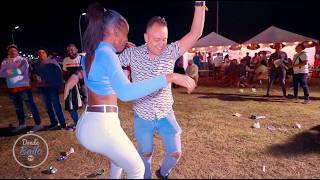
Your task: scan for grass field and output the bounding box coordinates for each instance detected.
[0,84,319,179]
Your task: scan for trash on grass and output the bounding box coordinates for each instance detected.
[267,125,276,131]
[48,166,58,174]
[293,123,302,129]
[66,147,75,156]
[250,115,266,120]
[252,121,260,129]
[87,169,105,178]
[233,113,241,117]
[57,155,68,162]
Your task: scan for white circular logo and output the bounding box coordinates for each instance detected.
[12,134,49,169]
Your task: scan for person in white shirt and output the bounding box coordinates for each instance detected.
[62,44,85,128]
[290,43,310,104]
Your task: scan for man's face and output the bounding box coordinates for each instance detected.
[295,45,302,53]
[144,23,168,56]
[67,45,78,58]
[38,50,48,61]
[275,45,281,52]
[8,48,19,58]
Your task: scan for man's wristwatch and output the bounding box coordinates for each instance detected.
[195,1,205,7]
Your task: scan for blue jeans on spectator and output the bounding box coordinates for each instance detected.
[293,73,310,100]
[134,111,182,179]
[69,109,79,125]
[39,87,66,127]
[8,89,41,126]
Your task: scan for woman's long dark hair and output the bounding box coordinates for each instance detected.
[82,2,128,76]
[83,2,104,76]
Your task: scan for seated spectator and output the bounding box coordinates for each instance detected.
[186,60,199,86]
[213,53,223,79]
[223,59,240,87]
[252,59,268,88]
[173,56,186,88]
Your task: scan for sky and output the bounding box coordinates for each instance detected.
[0,0,319,59]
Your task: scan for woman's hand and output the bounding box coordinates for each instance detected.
[64,74,79,100]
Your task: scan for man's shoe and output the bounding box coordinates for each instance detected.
[11,124,27,133]
[47,124,60,130]
[29,124,43,133]
[303,99,311,104]
[67,124,76,131]
[60,124,69,130]
[24,113,33,119]
[155,168,169,179]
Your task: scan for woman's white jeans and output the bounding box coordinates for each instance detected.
[76,106,144,179]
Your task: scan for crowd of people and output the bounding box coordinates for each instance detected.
[0,43,88,133]
[0,0,315,179]
[183,42,312,103]
[0,1,206,179]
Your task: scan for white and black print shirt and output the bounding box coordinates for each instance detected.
[119,41,181,120]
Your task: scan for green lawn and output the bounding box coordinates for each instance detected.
[0,85,319,178]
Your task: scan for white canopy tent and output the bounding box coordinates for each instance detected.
[193,31,237,48]
[183,32,238,69]
[240,26,318,66]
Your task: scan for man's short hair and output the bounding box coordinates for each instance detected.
[38,47,49,55]
[146,16,167,31]
[297,43,306,50]
[67,43,77,49]
[6,44,18,51]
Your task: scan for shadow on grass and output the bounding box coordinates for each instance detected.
[266,125,320,157]
[0,125,62,137]
[186,91,320,102]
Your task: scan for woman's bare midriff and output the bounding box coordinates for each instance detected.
[87,88,118,106]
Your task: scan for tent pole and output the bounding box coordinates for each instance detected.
[216,0,219,34]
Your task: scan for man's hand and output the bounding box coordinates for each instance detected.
[6,69,14,76]
[35,75,42,82]
[172,73,196,94]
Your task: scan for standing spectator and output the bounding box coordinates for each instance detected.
[265,43,288,98]
[207,52,214,77]
[239,58,248,87]
[193,52,201,68]
[243,52,251,67]
[186,59,199,86]
[62,44,83,129]
[35,48,67,129]
[246,53,259,86]
[291,43,310,104]
[0,44,43,133]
